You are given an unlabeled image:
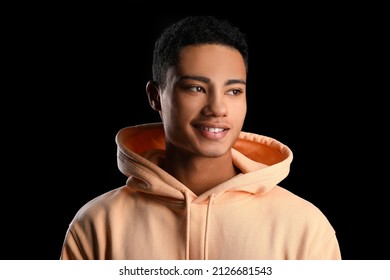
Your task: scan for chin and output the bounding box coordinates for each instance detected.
[200,147,230,158]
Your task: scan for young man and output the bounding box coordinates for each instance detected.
[60,16,341,260]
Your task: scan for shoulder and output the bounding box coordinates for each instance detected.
[71,186,133,224]
[266,186,333,227]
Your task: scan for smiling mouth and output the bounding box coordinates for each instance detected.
[196,126,228,133]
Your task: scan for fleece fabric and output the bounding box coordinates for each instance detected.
[60,122,341,260]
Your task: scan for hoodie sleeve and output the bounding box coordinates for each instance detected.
[307,229,342,260]
[60,226,92,260]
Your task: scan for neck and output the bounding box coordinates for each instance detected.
[163,148,239,196]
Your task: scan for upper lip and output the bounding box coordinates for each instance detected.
[192,122,230,130]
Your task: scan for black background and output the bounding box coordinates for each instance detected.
[2,7,388,260]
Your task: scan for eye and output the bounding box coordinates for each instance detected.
[226,89,243,96]
[188,86,206,93]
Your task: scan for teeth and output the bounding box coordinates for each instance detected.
[199,126,225,133]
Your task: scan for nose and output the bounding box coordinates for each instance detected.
[201,92,228,117]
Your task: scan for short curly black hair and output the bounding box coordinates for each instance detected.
[152,16,249,89]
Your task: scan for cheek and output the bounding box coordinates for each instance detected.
[230,100,247,123]
[161,95,194,125]
[160,94,176,121]
[171,95,202,118]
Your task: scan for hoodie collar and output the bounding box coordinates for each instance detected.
[116,122,293,202]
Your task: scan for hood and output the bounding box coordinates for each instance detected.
[115,122,293,203]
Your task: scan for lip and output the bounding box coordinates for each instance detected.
[192,123,230,140]
[193,121,230,130]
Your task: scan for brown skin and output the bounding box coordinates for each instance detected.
[146,44,247,195]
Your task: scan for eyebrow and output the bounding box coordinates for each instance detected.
[179,75,246,86]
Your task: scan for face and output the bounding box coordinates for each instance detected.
[156,44,247,158]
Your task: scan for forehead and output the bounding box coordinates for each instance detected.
[175,44,246,79]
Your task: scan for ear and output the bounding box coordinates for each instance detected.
[145,80,162,111]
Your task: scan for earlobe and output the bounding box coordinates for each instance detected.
[145,81,162,111]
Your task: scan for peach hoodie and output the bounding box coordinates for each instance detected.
[60,122,341,260]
